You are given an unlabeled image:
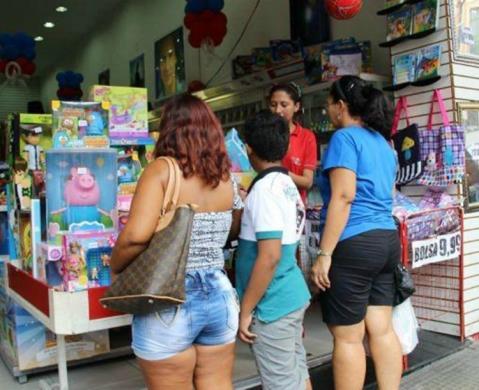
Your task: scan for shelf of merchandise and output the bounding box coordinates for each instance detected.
[5,263,131,389]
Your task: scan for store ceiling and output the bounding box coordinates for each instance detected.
[0,0,127,78]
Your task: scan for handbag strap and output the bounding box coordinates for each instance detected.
[427,89,450,130]
[157,156,181,216]
[391,96,411,136]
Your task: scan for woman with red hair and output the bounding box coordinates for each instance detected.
[111,94,242,390]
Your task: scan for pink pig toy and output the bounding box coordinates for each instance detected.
[51,167,108,227]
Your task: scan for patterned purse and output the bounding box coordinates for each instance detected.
[417,89,465,187]
[391,97,424,185]
[100,157,196,315]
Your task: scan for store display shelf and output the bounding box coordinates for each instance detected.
[383,75,442,91]
[110,137,154,146]
[379,28,436,48]
[0,338,132,384]
[303,73,390,96]
[6,263,131,335]
[377,0,423,15]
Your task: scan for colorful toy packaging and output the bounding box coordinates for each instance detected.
[90,85,149,142]
[51,101,110,149]
[45,149,118,244]
[62,232,116,291]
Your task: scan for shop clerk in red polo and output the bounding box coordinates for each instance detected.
[269,83,317,205]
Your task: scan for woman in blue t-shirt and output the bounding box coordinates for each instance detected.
[311,76,402,390]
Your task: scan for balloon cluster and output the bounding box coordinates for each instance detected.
[184,0,228,48]
[0,32,37,78]
[56,71,84,101]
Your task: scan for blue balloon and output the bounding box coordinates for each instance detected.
[76,73,84,84]
[185,0,207,13]
[0,33,13,48]
[13,32,34,51]
[56,72,67,87]
[207,0,224,11]
[24,47,36,61]
[3,45,19,61]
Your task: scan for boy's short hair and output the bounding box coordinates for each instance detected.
[243,110,289,162]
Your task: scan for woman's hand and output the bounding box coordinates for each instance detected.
[311,255,332,291]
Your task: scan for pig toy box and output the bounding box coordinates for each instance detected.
[51,101,110,149]
[45,149,117,244]
[89,85,148,142]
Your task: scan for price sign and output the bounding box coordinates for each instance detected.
[411,232,462,269]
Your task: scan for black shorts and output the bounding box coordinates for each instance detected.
[319,229,400,326]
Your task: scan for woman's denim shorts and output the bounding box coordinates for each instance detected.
[132,268,239,361]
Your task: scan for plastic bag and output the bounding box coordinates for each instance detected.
[392,298,419,355]
[225,128,252,172]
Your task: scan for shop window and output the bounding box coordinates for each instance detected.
[458,102,479,210]
[451,0,479,60]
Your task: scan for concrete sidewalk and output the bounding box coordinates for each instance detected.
[401,341,479,389]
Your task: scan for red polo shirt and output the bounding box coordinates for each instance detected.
[282,123,318,204]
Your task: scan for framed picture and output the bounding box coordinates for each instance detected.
[129,54,145,87]
[458,102,479,211]
[289,0,330,46]
[450,0,479,61]
[154,27,186,100]
[98,69,110,86]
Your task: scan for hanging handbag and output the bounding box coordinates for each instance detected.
[417,89,466,187]
[391,96,423,185]
[100,157,196,315]
[394,263,416,306]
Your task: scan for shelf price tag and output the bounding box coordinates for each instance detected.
[411,231,462,269]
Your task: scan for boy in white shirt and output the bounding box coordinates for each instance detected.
[236,110,311,390]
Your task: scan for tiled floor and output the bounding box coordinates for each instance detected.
[0,305,332,389]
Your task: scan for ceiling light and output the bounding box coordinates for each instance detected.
[34,36,44,42]
[44,22,55,28]
[56,6,68,12]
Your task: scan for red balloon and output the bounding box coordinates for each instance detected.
[0,60,7,73]
[325,0,363,20]
[189,32,203,48]
[15,57,29,73]
[23,61,36,76]
[184,12,198,29]
[202,10,217,21]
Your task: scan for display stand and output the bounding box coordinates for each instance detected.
[5,263,131,390]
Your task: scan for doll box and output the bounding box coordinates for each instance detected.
[63,231,116,291]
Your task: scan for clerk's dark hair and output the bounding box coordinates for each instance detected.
[330,76,393,140]
[243,110,289,162]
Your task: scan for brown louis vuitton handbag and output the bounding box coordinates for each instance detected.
[100,157,196,315]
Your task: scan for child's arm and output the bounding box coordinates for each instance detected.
[238,238,281,344]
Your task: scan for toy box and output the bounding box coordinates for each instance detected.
[62,231,116,291]
[51,101,110,149]
[45,149,118,244]
[17,213,32,272]
[1,299,109,371]
[36,242,63,287]
[90,85,148,141]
